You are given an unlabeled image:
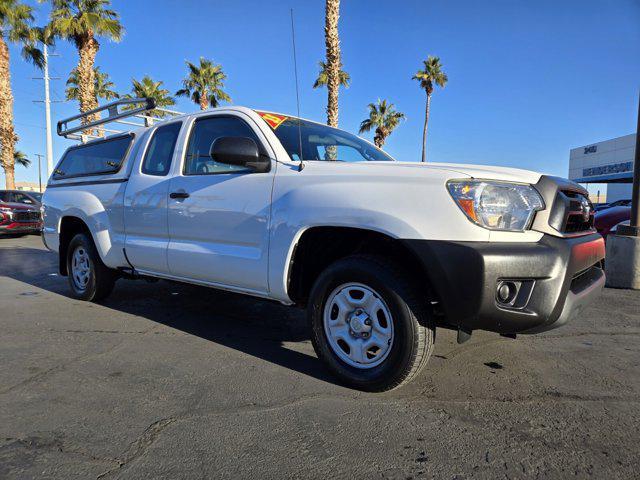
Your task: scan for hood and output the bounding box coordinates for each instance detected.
[0,201,39,211]
[595,205,631,223]
[382,161,543,184]
[295,160,546,185]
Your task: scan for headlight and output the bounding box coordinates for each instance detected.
[0,208,12,222]
[447,180,544,231]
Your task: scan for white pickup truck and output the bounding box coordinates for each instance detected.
[42,98,605,391]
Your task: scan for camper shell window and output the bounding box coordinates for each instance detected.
[53,134,134,179]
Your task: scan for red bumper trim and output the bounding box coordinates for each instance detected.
[0,221,42,230]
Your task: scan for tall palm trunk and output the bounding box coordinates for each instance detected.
[77,33,100,135]
[199,92,208,110]
[0,37,17,189]
[374,127,386,148]
[421,93,431,162]
[325,0,340,128]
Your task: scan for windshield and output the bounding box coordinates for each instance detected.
[30,193,42,202]
[261,114,395,162]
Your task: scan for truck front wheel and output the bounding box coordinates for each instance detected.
[308,255,435,391]
[66,233,116,302]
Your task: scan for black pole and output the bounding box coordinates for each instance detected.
[619,94,640,236]
[631,95,640,228]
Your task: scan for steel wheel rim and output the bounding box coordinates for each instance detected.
[71,246,91,291]
[323,282,394,369]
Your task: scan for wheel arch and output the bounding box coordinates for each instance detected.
[285,226,438,308]
[58,216,95,276]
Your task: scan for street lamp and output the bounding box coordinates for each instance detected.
[35,154,43,193]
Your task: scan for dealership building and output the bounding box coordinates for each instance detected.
[568,133,636,203]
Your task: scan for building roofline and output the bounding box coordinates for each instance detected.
[569,132,637,151]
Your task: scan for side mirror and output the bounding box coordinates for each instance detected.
[209,137,270,173]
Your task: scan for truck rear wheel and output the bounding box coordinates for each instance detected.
[66,233,116,302]
[308,255,435,391]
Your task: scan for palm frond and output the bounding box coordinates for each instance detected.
[358,99,405,145]
[313,60,350,89]
[177,57,231,108]
[413,55,448,94]
[1,0,43,68]
[21,43,44,69]
[124,75,174,117]
[65,65,118,101]
[14,150,31,168]
[48,0,123,43]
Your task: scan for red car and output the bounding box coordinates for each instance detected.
[594,205,630,240]
[0,200,43,236]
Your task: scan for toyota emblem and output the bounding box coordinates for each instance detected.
[580,197,591,222]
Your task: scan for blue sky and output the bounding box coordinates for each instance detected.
[4,0,640,189]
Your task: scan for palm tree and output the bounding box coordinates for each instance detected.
[14,150,30,167]
[358,99,405,148]
[413,55,447,162]
[48,0,123,132]
[323,0,342,127]
[312,60,350,89]
[125,75,175,118]
[66,65,118,102]
[176,57,230,111]
[0,0,43,189]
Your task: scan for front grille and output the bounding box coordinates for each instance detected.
[14,211,41,223]
[548,190,594,234]
[530,176,597,238]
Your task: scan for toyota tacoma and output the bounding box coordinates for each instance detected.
[41,99,605,391]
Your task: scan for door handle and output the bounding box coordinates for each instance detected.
[169,191,190,199]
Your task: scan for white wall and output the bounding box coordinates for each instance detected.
[569,133,636,182]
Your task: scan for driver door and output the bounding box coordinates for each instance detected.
[166,114,275,294]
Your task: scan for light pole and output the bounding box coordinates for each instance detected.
[33,43,59,177]
[35,154,44,193]
[43,44,54,177]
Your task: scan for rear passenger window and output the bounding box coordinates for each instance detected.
[184,116,262,175]
[54,135,132,179]
[142,123,181,176]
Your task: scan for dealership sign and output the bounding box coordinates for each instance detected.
[582,161,633,178]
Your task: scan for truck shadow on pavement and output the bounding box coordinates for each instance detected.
[1,243,336,386]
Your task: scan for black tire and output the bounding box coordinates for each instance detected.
[308,255,435,392]
[66,232,116,302]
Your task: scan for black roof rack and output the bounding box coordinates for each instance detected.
[57,97,183,142]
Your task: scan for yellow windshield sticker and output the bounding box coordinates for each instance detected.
[257,111,287,130]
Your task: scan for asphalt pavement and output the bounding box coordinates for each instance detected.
[1,235,639,479]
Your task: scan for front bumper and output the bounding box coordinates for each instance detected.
[404,233,605,334]
[0,221,43,235]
